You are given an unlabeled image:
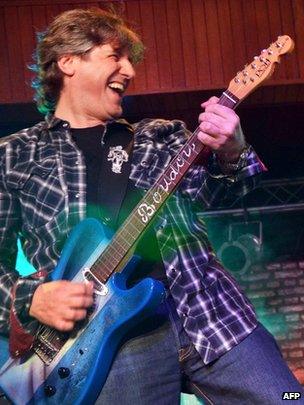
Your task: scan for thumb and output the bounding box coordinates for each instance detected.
[201,96,219,109]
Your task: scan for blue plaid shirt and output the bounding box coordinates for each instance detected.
[0,115,266,364]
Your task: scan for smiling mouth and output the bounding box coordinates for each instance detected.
[108,81,126,95]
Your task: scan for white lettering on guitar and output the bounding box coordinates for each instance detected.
[137,143,196,224]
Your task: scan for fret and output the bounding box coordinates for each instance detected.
[94,253,115,269]
[93,266,114,283]
[111,216,146,253]
[111,236,130,252]
[91,258,114,278]
[114,230,138,249]
[219,90,239,110]
[159,173,178,194]
[119,228,138,242]
[127,220,142,234]
[90,269,107,284]
[151,187,168,205]
[130,213,146,231]
[108,240,127,259]
[104,247,124,264]
[100,271,112,283]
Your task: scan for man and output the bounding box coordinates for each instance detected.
[0,7,303,405]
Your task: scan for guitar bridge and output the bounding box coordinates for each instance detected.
[33,335,60,365]
[33,328,69,365]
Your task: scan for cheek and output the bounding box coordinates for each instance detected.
[77,69,105,89]
[85,82,108,104]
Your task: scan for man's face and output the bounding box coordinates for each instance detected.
[67,43,136,123]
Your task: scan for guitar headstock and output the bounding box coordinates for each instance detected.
[227,35,294,102]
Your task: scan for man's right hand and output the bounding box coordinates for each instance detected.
[29,280,94,331]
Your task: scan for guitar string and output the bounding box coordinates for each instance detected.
[34,50,283,348]
[89,89,240,282]
[35,83,253,346]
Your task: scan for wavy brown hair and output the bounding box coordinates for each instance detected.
[31,8,144,114]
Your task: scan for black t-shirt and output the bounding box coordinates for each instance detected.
[71,122,132,225]
[71,123,167,287]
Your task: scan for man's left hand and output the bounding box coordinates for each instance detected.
[198,96,246,163]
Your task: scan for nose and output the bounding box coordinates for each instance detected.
[120,57,136,79]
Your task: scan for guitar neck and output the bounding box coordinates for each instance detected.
[32,35,294,363]
[88,35,294,284]
[89,91,238,284]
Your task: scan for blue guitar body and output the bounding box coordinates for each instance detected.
[0,218,165,404]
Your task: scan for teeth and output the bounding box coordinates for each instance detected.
[108,82,125,93]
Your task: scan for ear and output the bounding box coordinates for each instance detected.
[57,54,78,76]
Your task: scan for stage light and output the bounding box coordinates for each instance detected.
[217,222,263,275]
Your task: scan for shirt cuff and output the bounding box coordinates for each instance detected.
[207,144,267,182]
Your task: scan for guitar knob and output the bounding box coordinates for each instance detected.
[44,385,56,397]
[58,367,70,378]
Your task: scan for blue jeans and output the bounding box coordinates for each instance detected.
[97,295,304,404]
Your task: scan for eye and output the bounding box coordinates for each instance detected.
[109,54,119,61]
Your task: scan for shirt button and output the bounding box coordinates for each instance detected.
[75,160,79,165]
[75,193,80,198]
[62,122,69,128]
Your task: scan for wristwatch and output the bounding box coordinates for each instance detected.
[217,144,252,172]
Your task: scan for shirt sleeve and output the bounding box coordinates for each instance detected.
[0,147,41,354]
[163,120,267,208]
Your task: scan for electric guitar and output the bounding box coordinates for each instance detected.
[0,35,294,404]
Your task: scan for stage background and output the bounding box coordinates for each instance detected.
[1,0,304,402]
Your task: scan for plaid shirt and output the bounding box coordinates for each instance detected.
[0,115,266,364]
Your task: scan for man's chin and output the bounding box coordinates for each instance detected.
[109,106,123,120]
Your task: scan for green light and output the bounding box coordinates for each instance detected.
[16,238,36,276]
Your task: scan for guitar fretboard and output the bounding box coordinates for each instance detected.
[34,35,294,359]
[89,91,239,284]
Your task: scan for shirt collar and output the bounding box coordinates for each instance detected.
[45,113,132,132]
[45,114,65,129]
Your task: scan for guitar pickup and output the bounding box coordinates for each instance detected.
[82,268,109,296]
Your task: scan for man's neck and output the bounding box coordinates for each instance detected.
[55,97,107,129]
